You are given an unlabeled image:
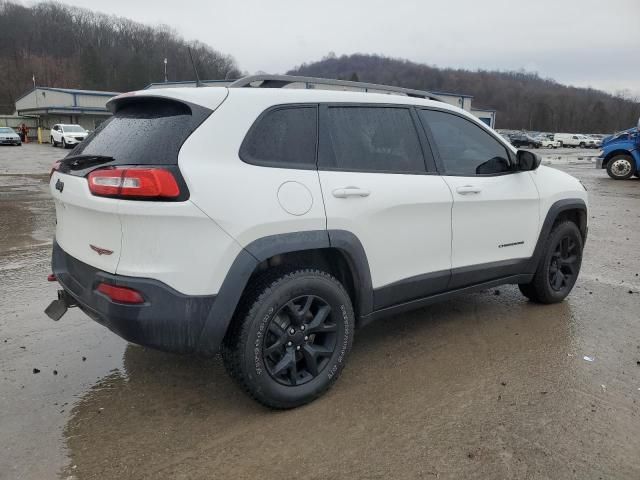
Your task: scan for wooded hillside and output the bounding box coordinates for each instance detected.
[288,54,640,133]
[0,1,239,113]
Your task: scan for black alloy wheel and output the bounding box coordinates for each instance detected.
[548,235,579,293]
[518,221,583,304]
[263,295,337,386]
[222,268,354,409]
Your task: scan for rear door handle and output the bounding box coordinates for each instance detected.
[456,185,482,195]
[332,187,371,198]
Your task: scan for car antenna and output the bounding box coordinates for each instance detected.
[188,47,203,88]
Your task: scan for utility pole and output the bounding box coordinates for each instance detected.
[33,74,37,108]
[164,58,168,82]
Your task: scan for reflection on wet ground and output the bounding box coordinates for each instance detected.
[0,173,53,252]
[1,145,639,479]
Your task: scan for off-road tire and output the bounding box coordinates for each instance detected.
[519,221,583,304]
[222,268,354,409]
[606,154,635,180]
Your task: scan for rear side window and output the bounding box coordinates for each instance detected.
[418,109,511,176]
[319,107,426,174]
[71,97,210,165]
[240,106,317,169]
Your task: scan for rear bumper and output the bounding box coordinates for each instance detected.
[51,241,216,354]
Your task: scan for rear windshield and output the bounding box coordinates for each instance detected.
[71,97,211,165]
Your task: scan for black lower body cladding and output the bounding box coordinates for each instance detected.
[51,242,216,354]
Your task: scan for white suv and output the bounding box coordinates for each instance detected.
[45,75,588,408]
[50,124,89,148]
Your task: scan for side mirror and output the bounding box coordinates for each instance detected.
[517,150,541,171]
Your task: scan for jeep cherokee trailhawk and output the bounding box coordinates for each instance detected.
[45,75,588,408]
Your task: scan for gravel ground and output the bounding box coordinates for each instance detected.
[1,144,639,480]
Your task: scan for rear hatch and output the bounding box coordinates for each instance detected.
[50,91,220,273]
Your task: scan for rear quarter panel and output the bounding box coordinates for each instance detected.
[177,90,327,248]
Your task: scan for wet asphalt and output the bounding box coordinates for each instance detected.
[0,144,639,479]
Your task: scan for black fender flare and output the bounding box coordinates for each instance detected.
[525,198,587,274]
[196,230,373,356]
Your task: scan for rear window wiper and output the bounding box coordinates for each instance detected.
[61,154,115,170]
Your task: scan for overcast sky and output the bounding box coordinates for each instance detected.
[56,0,640,97]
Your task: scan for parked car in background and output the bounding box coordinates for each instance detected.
[596,121,640,179]
[554,133,583,148]
[50,124,89,148]
[576,134,597,148]
[508,133,542,148]
[587,136,602,148]
[537,136,560,148]
[0,127,22,146]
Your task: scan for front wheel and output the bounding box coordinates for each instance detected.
[519,221,583,304]
[606,154,635,180]
[222,268,354,409]
[62,138,67,149]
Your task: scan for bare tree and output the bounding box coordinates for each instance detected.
[289,53,640,133]
[0,0,240,113]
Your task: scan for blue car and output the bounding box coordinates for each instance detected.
[596,119,640,179]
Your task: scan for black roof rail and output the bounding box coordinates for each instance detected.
[228,74,443,102]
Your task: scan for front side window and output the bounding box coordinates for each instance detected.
[419,109,511,176]
[320,106,426,173]
[240,106,317,169]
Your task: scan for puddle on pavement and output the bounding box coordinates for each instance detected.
[0,174,54,253]
[57,292,576,478]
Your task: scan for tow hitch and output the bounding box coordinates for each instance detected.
[44,289,77,321]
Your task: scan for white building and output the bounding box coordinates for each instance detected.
[14,87,120,139]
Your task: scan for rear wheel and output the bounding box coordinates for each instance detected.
[519,221,583,304]
[222,268,354,409]
[606,154,634,180]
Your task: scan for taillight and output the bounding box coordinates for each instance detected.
[87,167,180,199]
[96,283,145,304]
